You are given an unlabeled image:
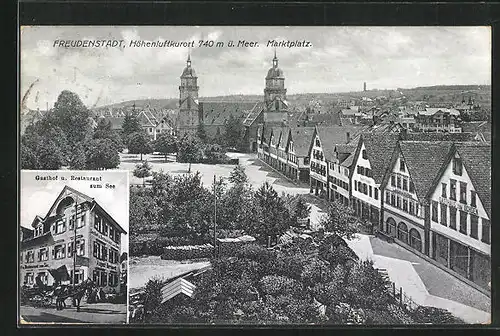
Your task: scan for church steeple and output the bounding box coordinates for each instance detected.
[178,52,200,136]
[273,48,278,68]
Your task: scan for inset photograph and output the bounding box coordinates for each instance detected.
[19,170,129,324]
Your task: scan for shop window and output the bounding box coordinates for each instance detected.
[470,215,478,239]
[440,203,447,226]
[441,183,447,198]
[409,228,422,252]
[459,211,467,234]
[481,219,490,244]
[449,207,457,230]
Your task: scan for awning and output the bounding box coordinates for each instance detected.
[48,265,70,282]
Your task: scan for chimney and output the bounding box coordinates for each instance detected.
[346,132,351,144]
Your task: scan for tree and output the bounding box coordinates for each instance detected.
[85,138,120,170]
[128,131,153,161]
[133,161,152,186]
[69,143,87,170]
[319,200,361,240]
[196,123,208,143]
[176,134,203,163]
[20,145,39,169]
[204,143,227,164]
[223,114,243,149]
[94,118,124,152]
[122,113,142,138]
[154,133,177,161]
[228,164,248,185]
[250,182,292,246]
[294,197,311,220]
[50,90,93,146]
[143,277,163,317]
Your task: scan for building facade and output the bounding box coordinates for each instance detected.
[20,186,127,294]
[428,143,491,291]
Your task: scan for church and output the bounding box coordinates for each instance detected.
[176,51,290,152]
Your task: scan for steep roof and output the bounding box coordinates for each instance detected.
[396,141,455,202]
[289,127,315,157]
[404,132,478,142]
[199,101,258,126]
[279,128,290,149]
[455,143,491,217]
[271,126,287,147]
[356,133,400,184]
[242,102,265,127]
[316,126,366,162]
[161,278,196,304]
[21,232,55,250]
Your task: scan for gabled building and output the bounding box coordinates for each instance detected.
[350,133,400,227]
[20,186,127,293]
[329,143,357,206]
[427,142,491,292]
[414,108,462,133]
[308,126,363,199]
[277,127,291,174]
[381,141,454,256]
[286,127,315,183]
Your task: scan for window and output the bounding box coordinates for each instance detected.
[432,201,438,222]
[369,186,372,197]
[37,248,48,262]
[396,196,401,208]
[459,211,467,234]
[453,157,463,176]
[470,191,477,207]
[77,213,86,228]
[35,224,43,237]
[386,191,390,203]
[26,250,34,263]
[402,178,408,191]
[397,176,401,189]
[354,181,358,191]
[391,175,396,187]
[459,182,467,204]
[403,199,408,212]
[391,194,396,206]
[450,179,457,201]
[399,158,405,172]
[440,203,447,226]
[409,181,415,193]
[409,202,415,215]
[69,269,84,285]
[362,149,368,160]
[470,215,478,239]
[449,207,457,230]
[482,219,490,244]
[55,219,66,234]
[54,244,66,259]
[315,138,320,147]
[374,188,379,200]
[108,272,118,287]
[441,183,447,198]
[69,214,76,230]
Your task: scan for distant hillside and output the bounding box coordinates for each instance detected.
[91,84,491,112]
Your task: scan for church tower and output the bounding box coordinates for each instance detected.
[263,51,288,125]
[177,54,200,136]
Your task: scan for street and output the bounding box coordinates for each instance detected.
[20,302,127,324]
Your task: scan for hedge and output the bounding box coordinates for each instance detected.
[161,244,214,260]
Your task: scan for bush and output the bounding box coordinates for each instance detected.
[259,275,304,298]
[411,306,465,324]
[161,244,214,260]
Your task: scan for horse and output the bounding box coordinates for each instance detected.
[54,279,96,311]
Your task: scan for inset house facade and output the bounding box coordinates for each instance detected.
[20,186,127,293]
[428,143,491,291]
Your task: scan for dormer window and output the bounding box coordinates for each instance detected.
[35,223,43,237]
[362,149,368,160]
[452,157,463,176]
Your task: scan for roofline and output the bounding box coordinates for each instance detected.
[424,143,457,200]
[94,202,128,235]
[43,186,94,221]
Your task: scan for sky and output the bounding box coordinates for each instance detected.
[20,26,491,110]
[20,170,129,253]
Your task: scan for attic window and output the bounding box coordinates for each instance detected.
[362,150,367,160]
[399,158,405,172]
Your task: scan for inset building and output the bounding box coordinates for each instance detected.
[20,186,127,293]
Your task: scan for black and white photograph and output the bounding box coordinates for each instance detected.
[20,26,491,325]
[19,170,129,324]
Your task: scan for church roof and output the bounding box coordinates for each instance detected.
[181,65,197,78]
[242,102,265,127]
[266,67,284,79]
[289,127,315,157]
[199,101,258,126]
